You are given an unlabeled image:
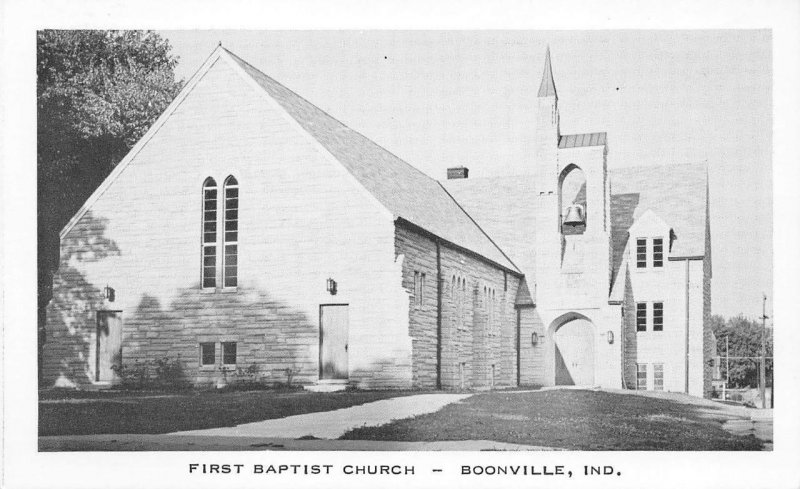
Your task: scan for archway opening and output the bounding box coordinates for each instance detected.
[559,164,587,235]
[553,317,595,386]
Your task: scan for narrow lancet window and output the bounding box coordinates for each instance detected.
[202,178,217,288]
[223,176,239,287]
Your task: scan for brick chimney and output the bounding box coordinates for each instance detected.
[447,166,469,179]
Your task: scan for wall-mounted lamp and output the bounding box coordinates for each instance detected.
[104,285,115,302]
[326,278,337,296]
[531,332,539,346]
[606,330,614,344]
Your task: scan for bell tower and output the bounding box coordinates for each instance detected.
[532,47,612,309]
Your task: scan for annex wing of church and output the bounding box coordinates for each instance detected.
[43,46,713,397]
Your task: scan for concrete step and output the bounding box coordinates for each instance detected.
[304,380,348,393]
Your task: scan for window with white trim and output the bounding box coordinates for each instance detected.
[202,178,217,288]
[653,302,664,331]
[636,238,647,268]
[653,363,664,391]
[223,176,238,288]
[637,363,647,390]
[636,302,647,331]
[653,237,664,268]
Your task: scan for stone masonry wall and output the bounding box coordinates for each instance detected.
[394,223,521,390]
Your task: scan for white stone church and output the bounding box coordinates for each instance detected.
[43,45,713,397]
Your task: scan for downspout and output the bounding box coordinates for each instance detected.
[620,305,627,390]
[516,308,521,386]
[685,259,690,394]
[436,239,442,390]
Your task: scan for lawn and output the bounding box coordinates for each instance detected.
[340,389,764,450]
[39,388,422,436]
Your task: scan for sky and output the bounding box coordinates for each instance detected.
[160,30,772,320]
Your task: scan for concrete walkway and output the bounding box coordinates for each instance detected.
[169,393,473,439]
[39,434,559,451]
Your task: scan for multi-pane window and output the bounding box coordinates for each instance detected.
[223,176,238,288]
[653,238,664,268]
[653,302,664,331]
[637,363,647,390]
[636,238,647,268]
[636,302,647,331]
[653,363,664,391]
[222,341,237,366]
[200,342,215,366]
[202,178,218,288]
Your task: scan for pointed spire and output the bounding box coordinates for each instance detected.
[537,46,557,98]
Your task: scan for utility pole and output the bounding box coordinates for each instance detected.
[760,294,768,409]
[724,335,729,401]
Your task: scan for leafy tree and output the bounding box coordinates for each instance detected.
[37,30,182,368]
[711,314,773,388]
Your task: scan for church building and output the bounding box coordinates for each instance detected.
[42,45,713,397]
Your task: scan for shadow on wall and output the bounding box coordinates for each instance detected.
[623,266,638,389]
[610,192,640,290]
[122,286,319,388]
[43,211,121,387]
[554,344,575,386]
[43,210,324,389]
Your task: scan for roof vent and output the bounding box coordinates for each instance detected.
[447,166,469,179]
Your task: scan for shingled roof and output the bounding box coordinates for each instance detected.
[444,162,709,299]
[224,49,519,273]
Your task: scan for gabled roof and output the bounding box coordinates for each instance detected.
[223,49,519,273]
[59,46,519,274]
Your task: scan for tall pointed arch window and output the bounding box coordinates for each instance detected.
[223,176,239,288]
[202,178,218,288]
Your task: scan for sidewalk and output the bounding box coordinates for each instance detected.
[168,393,472,439]
[39,434,559,451]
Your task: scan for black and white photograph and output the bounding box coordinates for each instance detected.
[3,1,800,488]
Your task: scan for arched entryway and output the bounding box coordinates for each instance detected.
[550,313,595,386]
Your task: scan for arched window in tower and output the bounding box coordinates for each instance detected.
[559,164,587,235]
[202,177,217,288]
[223,175,239,287]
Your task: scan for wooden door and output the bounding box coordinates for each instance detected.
[554,318,595,386]
[96,311,123,383]
[320,305,349,380]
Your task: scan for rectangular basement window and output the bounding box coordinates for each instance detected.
[222,341,237,366]
[200,342,215,367]
[653,363,664,391]
[637,363,647,390]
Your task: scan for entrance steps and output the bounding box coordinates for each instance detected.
[304,380,348,393]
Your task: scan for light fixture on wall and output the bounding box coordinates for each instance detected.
[326,278,337,296]
[607,330,614,344]
[104,284,115,302]
[531,332,539,346]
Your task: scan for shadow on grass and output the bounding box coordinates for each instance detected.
[39,389,428,437]
[340,389,764,451]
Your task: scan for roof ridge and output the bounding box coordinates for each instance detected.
[223,47,519,273]
[437,181,521,273]
[224,48,440,185]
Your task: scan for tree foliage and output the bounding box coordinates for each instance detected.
[37,30,182,312]
[711,314,773,388]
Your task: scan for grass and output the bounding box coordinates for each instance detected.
[340,389,764,450]
[39,388,423,436]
